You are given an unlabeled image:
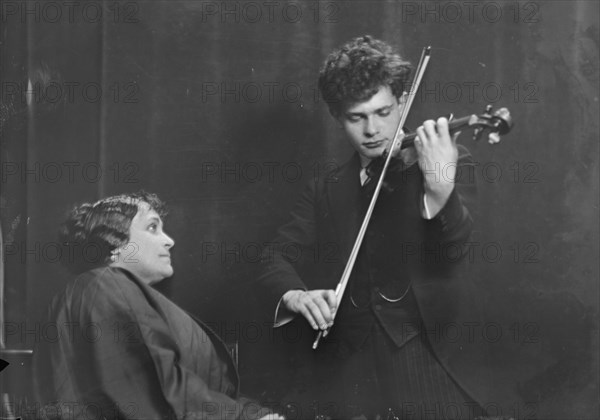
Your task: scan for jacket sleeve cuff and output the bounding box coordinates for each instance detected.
[273,289,305,328]
[426,187,465,233]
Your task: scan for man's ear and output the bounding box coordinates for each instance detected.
[396,91,408,117]
[398,91,408,105]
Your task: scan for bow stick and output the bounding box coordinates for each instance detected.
[313,46,432,349]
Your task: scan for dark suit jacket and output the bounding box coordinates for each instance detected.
[34,266,270,420]
[258,146,517,408]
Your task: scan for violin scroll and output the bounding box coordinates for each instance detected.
[397,105,514,150]
[471,105,513,143]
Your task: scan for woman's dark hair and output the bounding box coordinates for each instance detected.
[59,191,167,274]
[318,35,412,117]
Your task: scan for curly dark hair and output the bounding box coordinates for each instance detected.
[59,191,167,274]
[318,35,412,117]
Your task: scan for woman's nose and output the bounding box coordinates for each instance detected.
[164,232,175,248]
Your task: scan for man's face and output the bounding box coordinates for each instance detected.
[338,85,405,165]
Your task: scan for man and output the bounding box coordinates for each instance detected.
[259,36,487,419]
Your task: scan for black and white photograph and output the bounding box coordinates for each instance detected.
[0,1,598,419]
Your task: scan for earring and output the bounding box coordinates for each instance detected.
[110,250,120,262]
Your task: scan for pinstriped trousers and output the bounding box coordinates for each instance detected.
[311,323,486,420]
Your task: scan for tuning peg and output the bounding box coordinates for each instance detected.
[492,107,513,134]
[488,132,501,144]
[473,105,495,141]
[472,126,484,142]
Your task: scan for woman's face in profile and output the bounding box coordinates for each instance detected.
[111,202,175,284]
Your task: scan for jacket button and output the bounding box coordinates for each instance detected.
[375,304,382,311]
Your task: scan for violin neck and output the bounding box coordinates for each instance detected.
[400,115,473,150]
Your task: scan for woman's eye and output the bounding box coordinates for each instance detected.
[148,224,157,232]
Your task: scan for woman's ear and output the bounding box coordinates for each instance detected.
[110,248,121,263]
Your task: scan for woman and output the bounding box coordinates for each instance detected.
[34,191,283,420]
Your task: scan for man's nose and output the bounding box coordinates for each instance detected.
[363,116,379,137]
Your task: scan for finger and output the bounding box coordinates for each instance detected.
[313,297,334,326]
[451,130,461,144]
[304,299,328,330]
[295,296,320,330]
[436,117,453,144]
[422,119,437,143]
[488,132,500,144]
[415,127,425,151]
[436,116,449,135]
[321,290,338,312]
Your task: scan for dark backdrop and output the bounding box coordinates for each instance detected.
[1,0,598,418]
